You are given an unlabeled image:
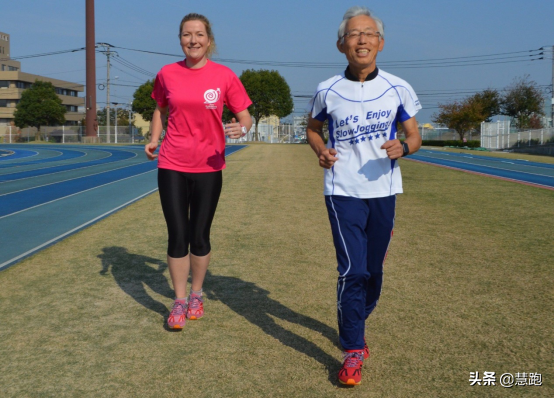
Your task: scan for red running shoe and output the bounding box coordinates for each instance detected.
[167,299,187,329]
[363,338,370,360]
[186,293,204,320]
[338,350,364,385]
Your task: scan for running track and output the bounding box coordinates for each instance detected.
[0,144,247,271]
[1,145,551,271]
[407,149,554,190]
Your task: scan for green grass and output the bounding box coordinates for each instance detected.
[0,144,552,397]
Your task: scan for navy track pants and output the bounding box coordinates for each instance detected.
[325,194,395,351]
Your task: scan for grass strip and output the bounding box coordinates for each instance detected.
[0,144,552,397]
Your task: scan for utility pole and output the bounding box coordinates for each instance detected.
[128,104,133,144]
[85,0,97,140]
[114,103,118,143]
[106,51,110,143]
[98,43,116,143]
[551,45,553,127]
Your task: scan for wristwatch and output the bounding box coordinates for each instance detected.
[240,125,247,137]
[401,141,410,157]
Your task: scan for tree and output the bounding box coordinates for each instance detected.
[432,97,485,141]
[470,89,501,122]
[501,75,545,130]
[13,80,66,139]
[222,105,234,124]
[238,69,293,141]
[97,107,132,126]
[132,79,157,122]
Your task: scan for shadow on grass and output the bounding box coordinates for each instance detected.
[98,246,173,318]
[203,270,343,386]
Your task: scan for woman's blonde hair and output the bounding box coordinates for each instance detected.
[179,13,217,57]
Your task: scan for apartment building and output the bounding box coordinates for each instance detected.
[0,31,84,126]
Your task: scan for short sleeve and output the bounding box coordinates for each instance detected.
[224,73,252,114]
[396,82,422,122]
[308,86,328,122]
[151,72,168,108]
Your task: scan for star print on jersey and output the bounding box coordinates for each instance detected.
[349,133,389,145]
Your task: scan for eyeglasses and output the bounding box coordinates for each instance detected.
[343,30,381,41]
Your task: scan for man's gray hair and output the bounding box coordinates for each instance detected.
[337,6,385,43]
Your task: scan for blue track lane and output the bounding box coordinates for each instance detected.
[0,148,137,182]
[0,148,40,162]
[407,149,554,188]
[0,161,156,216]
[0,144,248,271]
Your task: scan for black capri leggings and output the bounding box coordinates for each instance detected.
[158,168,222,258]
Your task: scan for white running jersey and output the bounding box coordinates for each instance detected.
[309,68,421,198]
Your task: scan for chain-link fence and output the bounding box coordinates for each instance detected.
[225,123,301,144]
[418,127,477,141]
[96,126,143,144]
[1,123,311,145]
[481,121,554,150]
[0,125,144,144]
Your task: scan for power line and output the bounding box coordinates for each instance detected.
[2,44,546,71]
[109,64,149,83]
[111,55,155,77]
[0,47,86,62]
[109,44,545,69]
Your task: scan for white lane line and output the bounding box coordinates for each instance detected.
[0,148,92,172]
[0,169,156,219]
[0,160,154,196]
[501,161,515,164]
[407,158,554,190]
[0,147,134,175]
[0,187,159,271]
[0,149,40,160]
[420,150,552,170]
[415,154,554,178]
[0,151,142,184]
[0,148,111,181]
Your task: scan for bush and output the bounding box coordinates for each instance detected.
[421,140,481,148]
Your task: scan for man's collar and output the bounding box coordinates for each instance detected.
[344,66,379,82]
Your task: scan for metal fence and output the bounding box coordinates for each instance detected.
[96,126,142,144]
[226,124,300,144]
[0,124,308,145]
[0,125,143,144]
[481,121,554,150]
[419,127,478,141]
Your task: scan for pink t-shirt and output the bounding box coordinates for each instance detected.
[151,59,252,172]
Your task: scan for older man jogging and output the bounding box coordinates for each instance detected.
[306,6,422,386]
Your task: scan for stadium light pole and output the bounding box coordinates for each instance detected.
[85,0,97,140]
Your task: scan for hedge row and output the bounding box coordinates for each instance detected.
[421,140,482,148]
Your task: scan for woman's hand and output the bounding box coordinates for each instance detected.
[224,117,244,139]
[145,142,158,160]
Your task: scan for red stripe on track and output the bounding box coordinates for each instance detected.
[405,158,554,191]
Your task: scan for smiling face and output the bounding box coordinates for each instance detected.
[180,20,211,65]
[337,15,384,75]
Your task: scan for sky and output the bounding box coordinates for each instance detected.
[2,0,553,124]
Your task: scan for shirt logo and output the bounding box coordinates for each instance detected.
[204,88,220,109]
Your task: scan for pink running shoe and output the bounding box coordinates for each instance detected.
[186,293,204,320]
[363,337,370,360]
[167,299,187,329]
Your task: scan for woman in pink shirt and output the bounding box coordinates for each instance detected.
[145,13,252,329]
